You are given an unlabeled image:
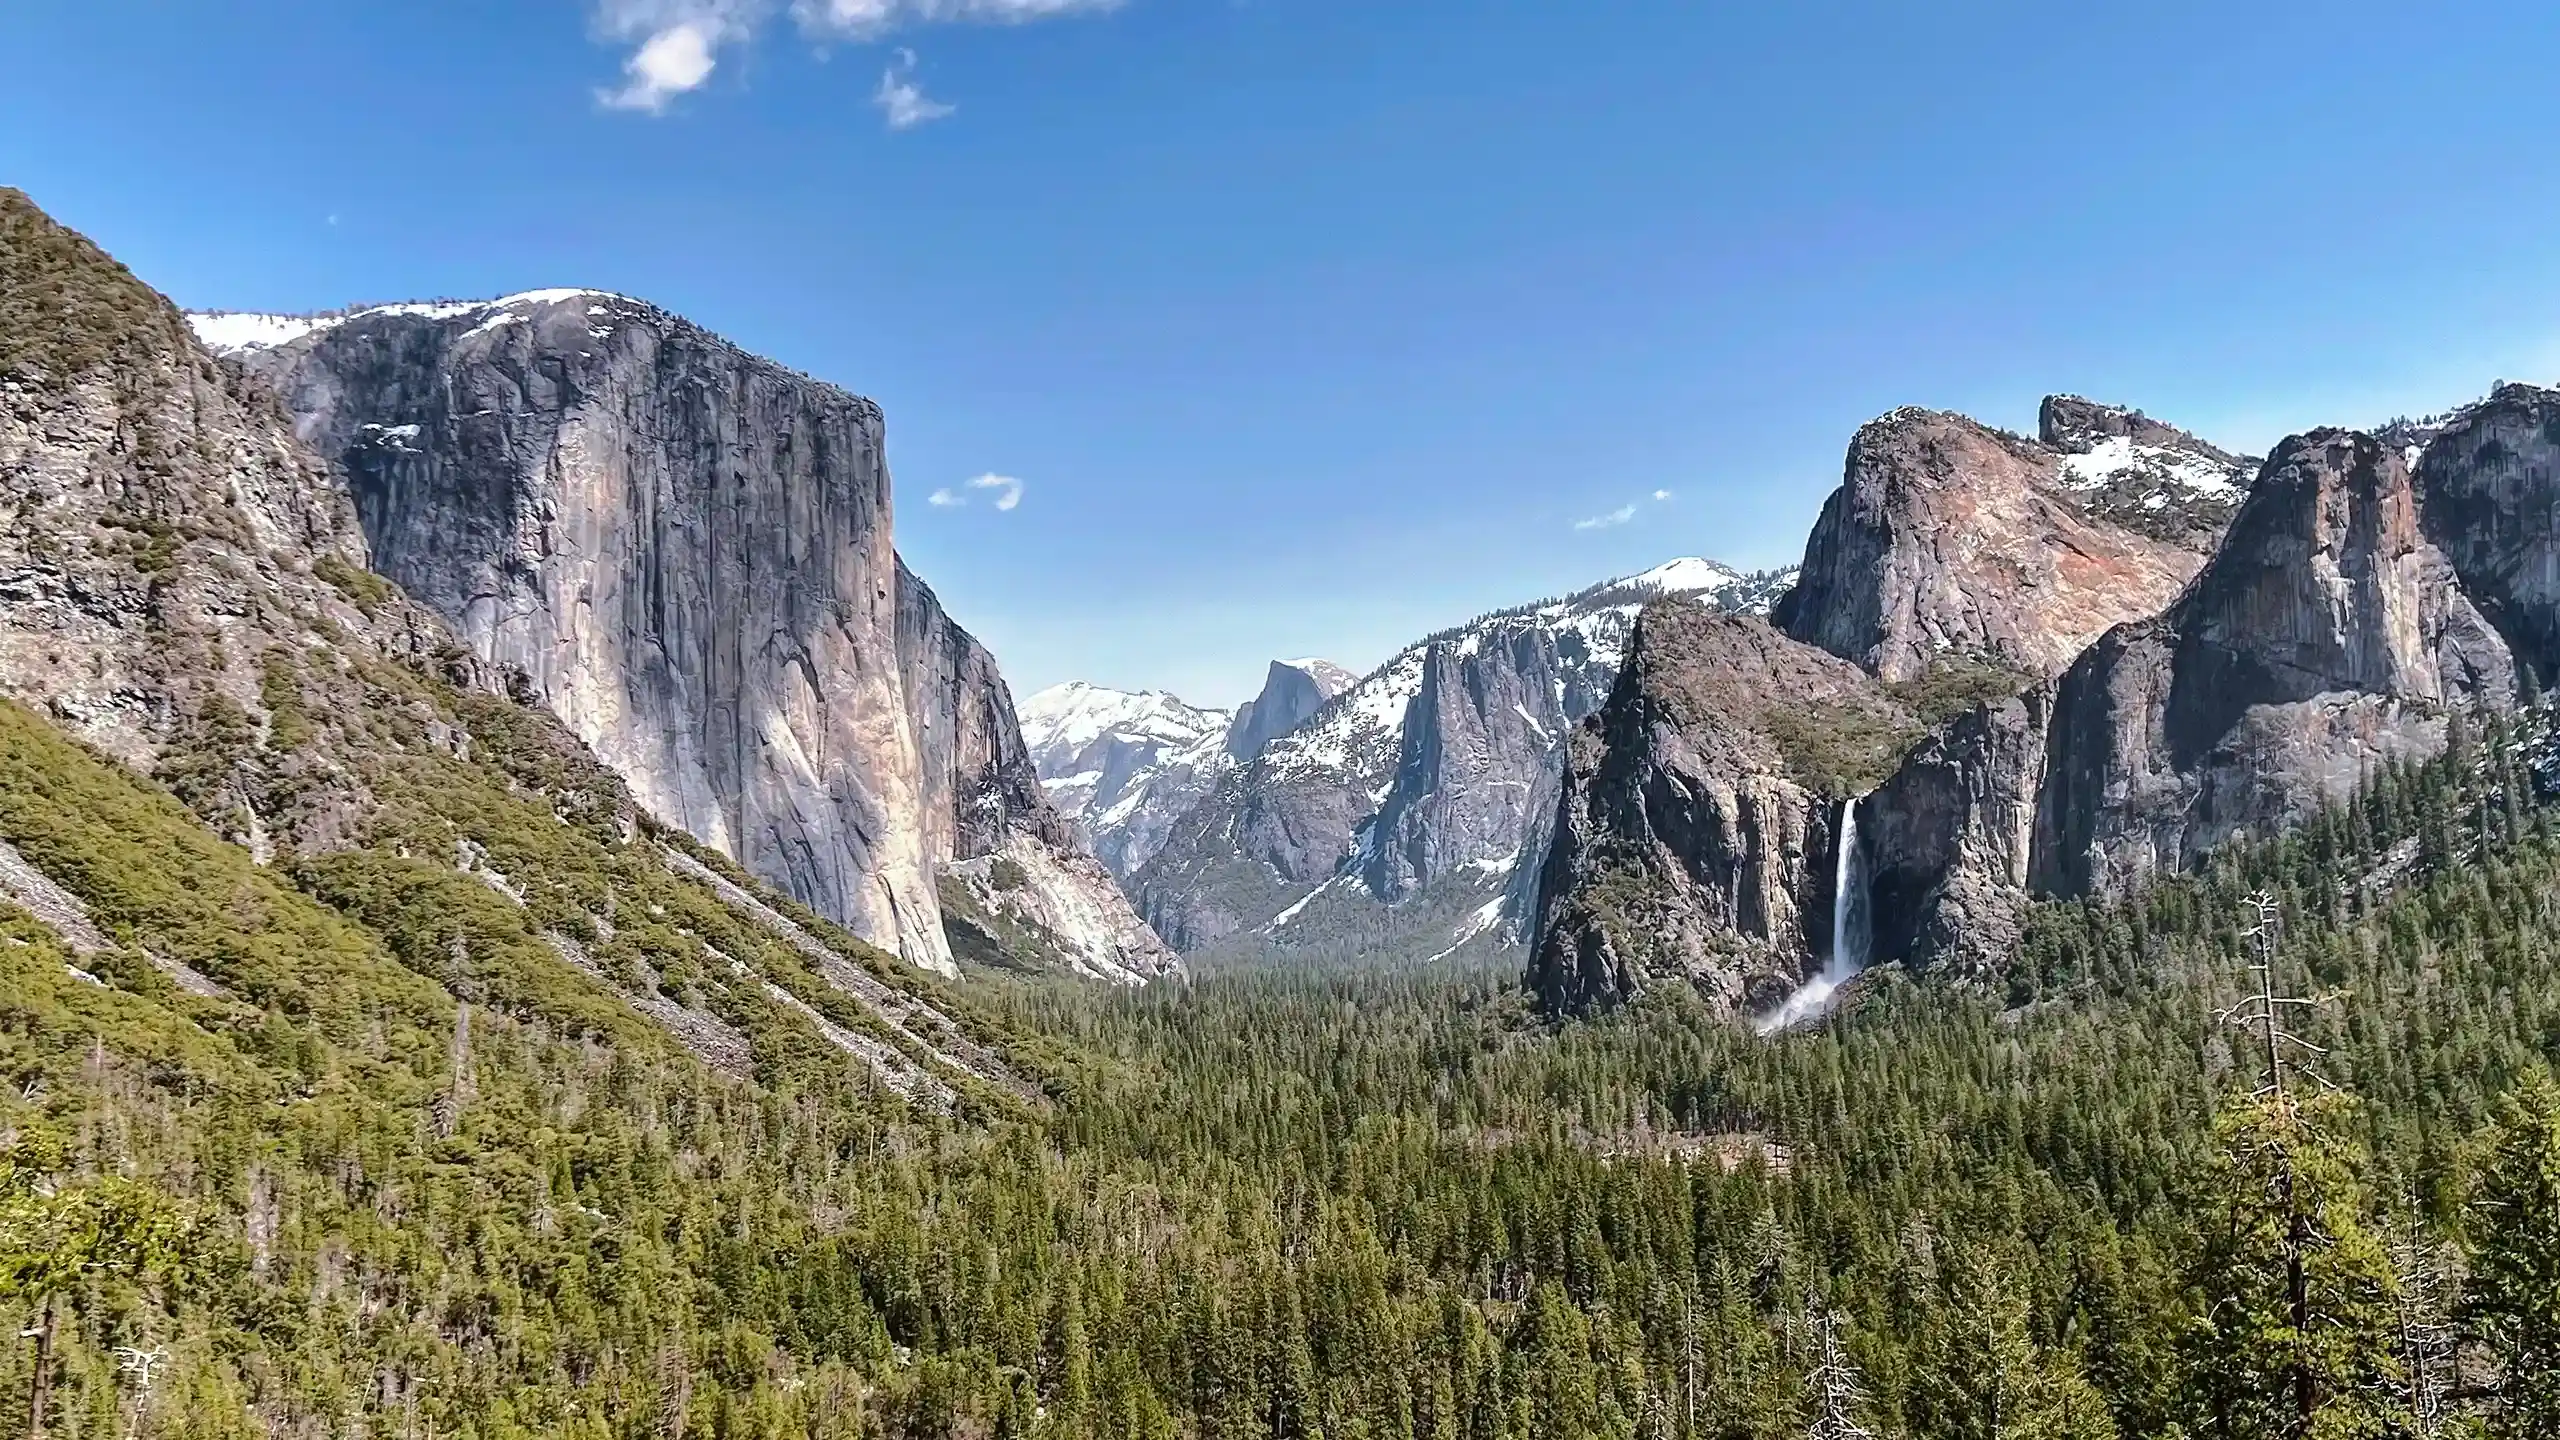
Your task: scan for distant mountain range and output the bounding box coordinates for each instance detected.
[1024,559,1796,965]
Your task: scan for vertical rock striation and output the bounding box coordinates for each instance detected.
[212,289,1174,981]
[225,290,955,971]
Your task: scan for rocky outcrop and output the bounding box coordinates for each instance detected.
[2038,396,2256,549]
[2032,428,2514,898]
[2413,384,2560,682]
[896,558,1077,861]
[0,189,476,855]
[1358,619,1616,902]
[897,560,1177,982]
[1860,684,2054,977]
[1772,405,2225,682]
[1132,561,1793,956]
[221,290,958,972]
[1225,660,1354,762]
[1526,605,1912,1016]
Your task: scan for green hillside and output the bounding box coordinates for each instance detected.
[6,652,2560,1435]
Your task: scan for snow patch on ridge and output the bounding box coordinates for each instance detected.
[2055,435,2246,501]
[187,289,637,356]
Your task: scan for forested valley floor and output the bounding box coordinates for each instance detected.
[7,695,2560,1438]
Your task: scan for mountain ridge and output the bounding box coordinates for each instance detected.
[1116,557,1798,960]
[1530,380,2560,1019]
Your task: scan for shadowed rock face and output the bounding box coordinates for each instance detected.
[896,558,1078,863]
[1773,406,2217,682]
[2032,428,2514,899]
[1359,624,1616,903]
[2415,384,2560,681]
[898,560,1178,983]
[1862,684,2054,978]
[1226,660,1353,763]
[1526,606,1909,1016]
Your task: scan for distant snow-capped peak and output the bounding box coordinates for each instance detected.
[1020,681,1229,760]
[1615,557,1742,594]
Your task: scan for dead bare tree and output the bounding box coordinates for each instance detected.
[1803,1303,1877,1440]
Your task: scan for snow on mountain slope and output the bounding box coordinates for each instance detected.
[1020,683,1237,878]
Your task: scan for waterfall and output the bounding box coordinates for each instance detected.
[1756,795,1869,1034]
[1830,795,1870,982]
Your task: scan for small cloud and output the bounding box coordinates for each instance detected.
[326,213,341,227]
[874,48,955,129]
[1573,505,1638,532]
[969,473,1024,511]
[1652,489,1673,502]
[796,0,1122,38]
[925,474,1025,511]
[599,19,726,111]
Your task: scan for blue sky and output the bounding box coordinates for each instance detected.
[8,1,2560,704]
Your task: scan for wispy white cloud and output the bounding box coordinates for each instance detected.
[926,474,1026,511]
[875,48,955,129]
[969,473,1025,511]
[1573,488,1677,531]
[794,0,1122,39]
[592,0,1117,115]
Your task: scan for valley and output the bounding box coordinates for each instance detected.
[4,179,2560,1440]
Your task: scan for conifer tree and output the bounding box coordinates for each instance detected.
[2464,1067,2560,1440]
[2178,895,2401,1440]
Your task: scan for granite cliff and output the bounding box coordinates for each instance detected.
[0,187,1047,1099]
[202,289,1172,981]
[1535,396,2257,1013]
[2032,427,2513,900]
[1772,402,2240,682]
[1527,605,1911,1015]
